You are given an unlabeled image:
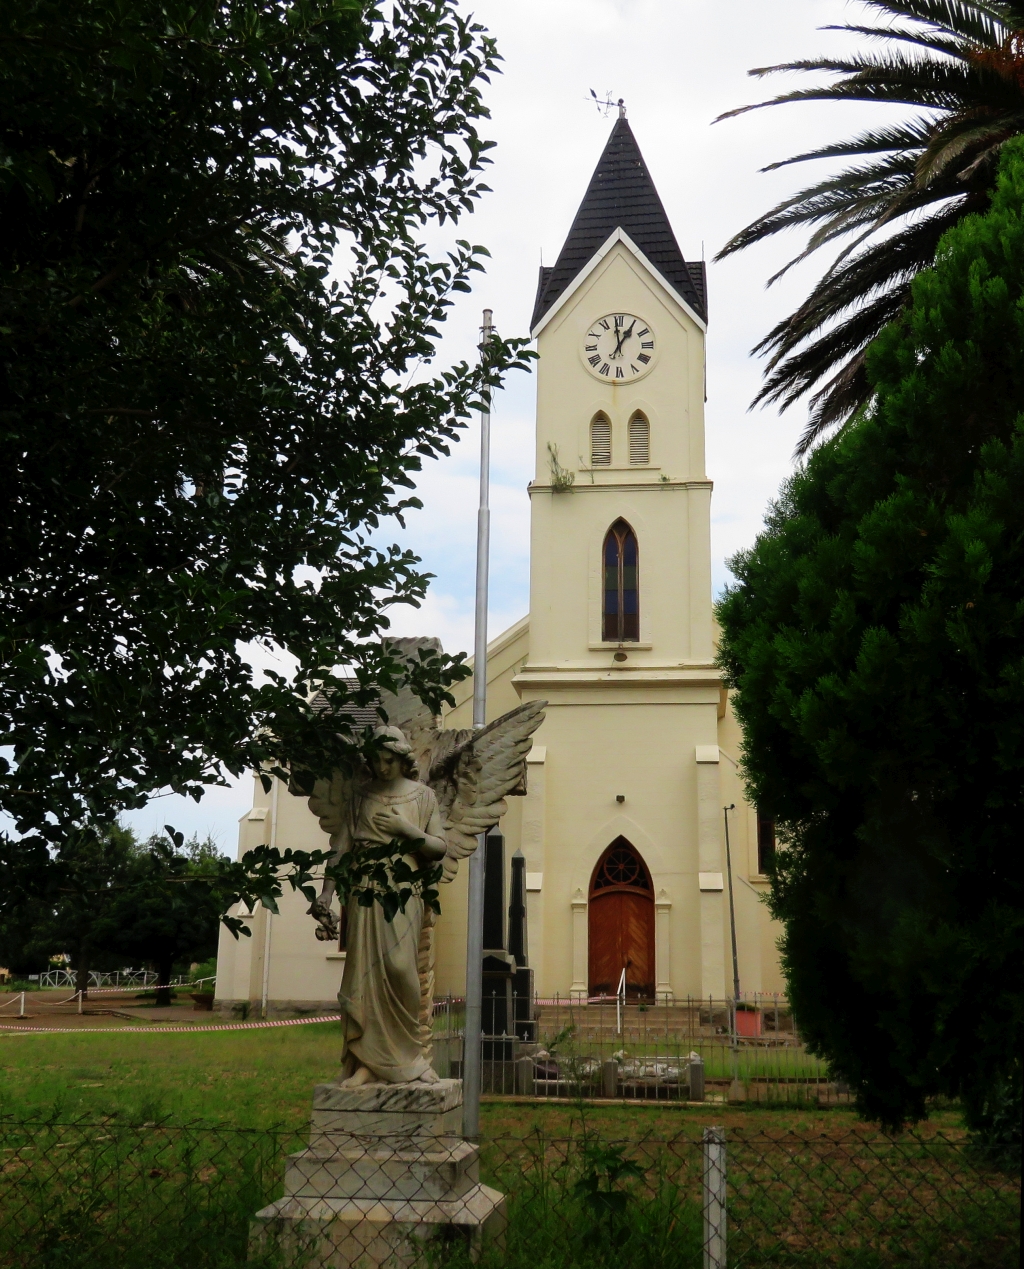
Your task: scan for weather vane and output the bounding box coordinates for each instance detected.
[590,89,626,119]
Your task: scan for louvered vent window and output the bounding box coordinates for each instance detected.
[590,415,611,466]
[629,414,650,465]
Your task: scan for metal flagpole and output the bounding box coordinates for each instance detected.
[462,308,494,1140]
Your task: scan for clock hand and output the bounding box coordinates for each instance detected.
[610,320,636,359]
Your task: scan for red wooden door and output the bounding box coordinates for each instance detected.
[588,889,655,998]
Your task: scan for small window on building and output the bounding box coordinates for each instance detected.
[602,518,640,642]
[590,413,611,466]
[756,813,776,875]
[628,413,650,465]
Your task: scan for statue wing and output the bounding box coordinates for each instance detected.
[427,700,546,882]
[306,770,357,847]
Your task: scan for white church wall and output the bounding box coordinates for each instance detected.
[214,773,345,1013]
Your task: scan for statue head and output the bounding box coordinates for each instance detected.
[369,725,420,781]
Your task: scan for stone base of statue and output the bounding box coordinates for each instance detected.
[250,1078,505,1268]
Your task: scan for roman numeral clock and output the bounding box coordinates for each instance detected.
[581,313,656,380]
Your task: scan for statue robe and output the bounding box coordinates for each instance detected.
[336,781,445,1083]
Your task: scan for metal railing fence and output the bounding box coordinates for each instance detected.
[0,1117,1016,1268]
[35,968,187,990]
[432,992,837,1104]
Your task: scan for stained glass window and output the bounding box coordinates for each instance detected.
[756,813,776,875]
[591,837,651,892]
[603,519,639,642]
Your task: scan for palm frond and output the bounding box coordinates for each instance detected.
[716,0,1024,444]
[799,356,872,454]
[822,24,979,58]
[728,52,1010,113]
[760,120,936,171]
[758,202,970,363]
[721,149,948,261]
[857,1,1018,43]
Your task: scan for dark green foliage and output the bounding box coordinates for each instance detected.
[572,1140,645,1250]
[0,2,528,875]
[717,138,1024,1137]
[0,824,232,997]
[103,835,229,1005]
[327,835,443,922]
[717,1,1024,451]
[0,823,139,993]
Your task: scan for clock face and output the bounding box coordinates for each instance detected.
[581,313,656,381]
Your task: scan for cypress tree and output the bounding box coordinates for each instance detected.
[718,139,1024,1140]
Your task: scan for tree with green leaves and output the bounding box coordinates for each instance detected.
[718,1,1024,452]
[0,823,139,994]
[104,834,227,1006]
[0,1,526,908]
[0,825,230,1001]
[717,137,1024,1140]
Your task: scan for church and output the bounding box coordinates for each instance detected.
[214,117,785,1016]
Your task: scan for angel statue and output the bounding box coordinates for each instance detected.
[305,665,544,1089]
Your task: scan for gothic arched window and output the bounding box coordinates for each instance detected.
[602,519,639,642]
[591,837,652,893]
[590,413,611,466]
[628,412,650,465]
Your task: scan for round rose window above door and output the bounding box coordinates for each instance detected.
[588,837,655,999]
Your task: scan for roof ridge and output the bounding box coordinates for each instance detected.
[531,118,705,330]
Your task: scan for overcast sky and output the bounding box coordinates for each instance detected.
[125,0,904,848]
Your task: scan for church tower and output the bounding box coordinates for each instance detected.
[523,117,712,677]
[509,117,731,1001]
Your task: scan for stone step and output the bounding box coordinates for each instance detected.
[309,1107,463,1145]
[308,1078,464,1145]
[256,1183,504,1229]
[283,1140,479,1202]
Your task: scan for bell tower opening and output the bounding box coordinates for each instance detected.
[588,836,655,999]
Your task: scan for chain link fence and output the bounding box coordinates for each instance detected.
[0,1116,1016,1268]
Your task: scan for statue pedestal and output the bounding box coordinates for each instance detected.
[251,1079,504,1268]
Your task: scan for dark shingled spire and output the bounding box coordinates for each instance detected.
[532,118,706,330]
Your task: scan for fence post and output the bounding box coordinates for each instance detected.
[689,1054,705,1103]
[702,1125,727,1269]
[19,991,25,1018]
[515,1055,534,1097]
[601,1058,618,1099]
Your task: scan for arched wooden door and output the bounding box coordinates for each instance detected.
[588,837,655,999]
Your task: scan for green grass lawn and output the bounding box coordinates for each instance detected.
[0,1025,966,1136]
[0,1030,1013,1269]
[0,1025,343,1128]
